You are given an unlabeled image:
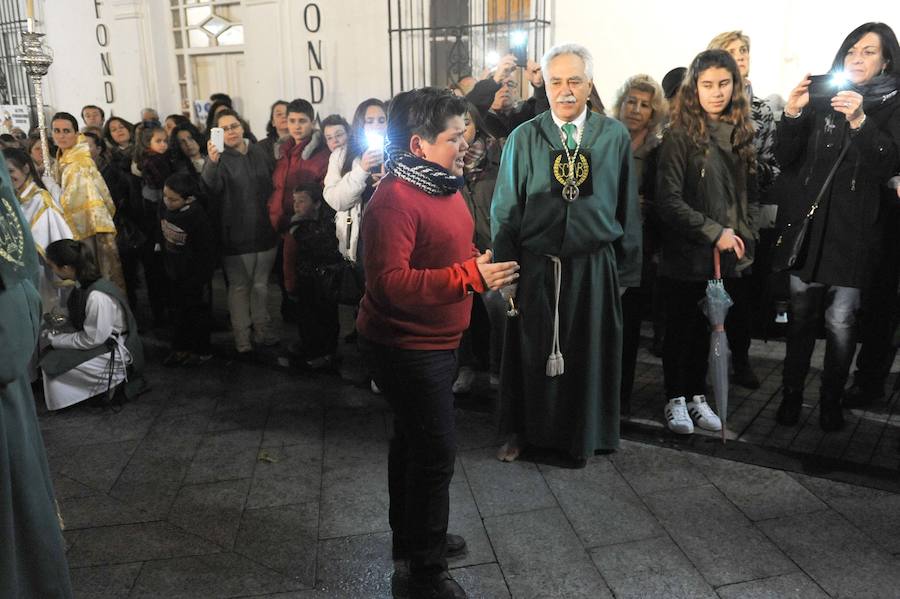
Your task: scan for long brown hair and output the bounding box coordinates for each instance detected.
[671,50,756,172]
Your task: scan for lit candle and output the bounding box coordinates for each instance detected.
[26,0,34,32]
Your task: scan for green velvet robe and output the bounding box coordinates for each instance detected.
[491,110,642,458]
[0,166,73,598]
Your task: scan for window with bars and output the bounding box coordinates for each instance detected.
[388,0,551,95]
[0,0,35,114]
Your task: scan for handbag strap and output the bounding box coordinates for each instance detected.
[805,139,851,219]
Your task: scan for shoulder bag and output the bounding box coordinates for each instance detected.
[771,142,850,273]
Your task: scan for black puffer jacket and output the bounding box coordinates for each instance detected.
[654,125,759,281]
[774,92,900,289]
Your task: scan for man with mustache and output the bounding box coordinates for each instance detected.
[492,43,642,466]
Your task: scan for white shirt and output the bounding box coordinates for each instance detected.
[50,290,126,351]
[550,107,588,145]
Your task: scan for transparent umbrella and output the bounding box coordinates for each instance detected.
[700,249,733,443]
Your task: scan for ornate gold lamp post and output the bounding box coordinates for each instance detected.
[17,0,54,174]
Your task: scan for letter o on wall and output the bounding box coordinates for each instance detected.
[303,3,320,33]
[96,24,109,47]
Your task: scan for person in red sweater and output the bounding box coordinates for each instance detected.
[268,98,330,299]
[358,87,518,599]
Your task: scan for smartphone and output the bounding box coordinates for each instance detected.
[511,45,528,66]
[808,74,850,105]
[210,127,224,153]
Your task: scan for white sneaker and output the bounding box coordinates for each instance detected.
[687,395,722,431]
[664,397,694,434]
[452,367,475,394]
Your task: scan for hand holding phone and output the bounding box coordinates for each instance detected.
[210,127,225,153]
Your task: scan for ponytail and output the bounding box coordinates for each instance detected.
[45,239,102,287]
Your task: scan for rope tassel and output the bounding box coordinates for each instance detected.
[545,256,564,377]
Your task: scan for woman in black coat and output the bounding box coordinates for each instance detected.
[775,22,900,431]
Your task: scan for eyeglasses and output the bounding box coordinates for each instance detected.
[221,123,242,132]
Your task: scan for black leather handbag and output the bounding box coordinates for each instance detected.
[317,259,364,306]
[771,142,849,273]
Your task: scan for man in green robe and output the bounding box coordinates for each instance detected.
[0,155,73,598]
[491,43,642,464]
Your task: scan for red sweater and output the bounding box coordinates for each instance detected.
[357,175,487,350]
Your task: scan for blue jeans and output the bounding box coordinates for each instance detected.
[359,336,457,577]
[782,275,861,396]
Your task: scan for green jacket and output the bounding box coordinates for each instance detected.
[654,126,759,281]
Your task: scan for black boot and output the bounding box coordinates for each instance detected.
[409,570,467,599]
[776,388,803,426]
[732,360,760,390]
[819,392,845,432]
[842,382,886,409]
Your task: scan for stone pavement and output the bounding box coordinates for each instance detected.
[36,328,900,598]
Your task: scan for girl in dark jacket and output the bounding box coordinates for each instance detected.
[654,49,759,436]
[775,23,900,431]
[453,103,506,392]
[201,109,277,352]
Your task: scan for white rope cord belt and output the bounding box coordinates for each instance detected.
[546,255,564,377]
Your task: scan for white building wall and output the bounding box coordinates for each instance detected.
[555,0,899,109]
[36,0,900,130]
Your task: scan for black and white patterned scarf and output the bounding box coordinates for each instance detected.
[385,146,465,196]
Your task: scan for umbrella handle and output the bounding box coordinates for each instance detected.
[713,248,721,280]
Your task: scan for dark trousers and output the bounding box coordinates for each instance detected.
[170,279,212,354]
[139,200,169,323]
[661,278,711,400]
[852,232,900,391]
[296,274,339,360]
[782,275,861,398]
[621,286,650,407]
[724,276,753,365]
[359,336,457,577]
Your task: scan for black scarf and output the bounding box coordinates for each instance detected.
[850,73,900,112]
[385,146,465,196]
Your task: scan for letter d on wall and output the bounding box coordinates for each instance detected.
[310,76,324,104]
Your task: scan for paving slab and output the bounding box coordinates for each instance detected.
[449,563,511,599]
[642,484,796,587]
[68,562,143,599]
[128,552,306,598]
[65,521,220,567]
[234,503,319,586]
[167,478,251,548]
[319,460,390,539]
[589,536,717,599]
[460,447,557,518]
[316,531,394,598]
[758,509,900,598]
[484,507,613,599]
[48,440,139,494]
[609,440,709,496]
[58,493,156,530]
[716,572,830,599]
[685,453,827,521]
[792,473,900,554]
[541,458,664,548]
[447,480,495,568]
